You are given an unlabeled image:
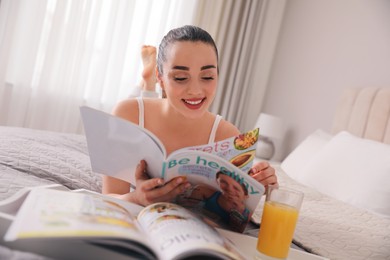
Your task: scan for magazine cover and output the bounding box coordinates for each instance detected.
[164,151,265,233]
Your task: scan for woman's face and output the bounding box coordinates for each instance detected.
[217,174,247,202]
[158,41,218,119]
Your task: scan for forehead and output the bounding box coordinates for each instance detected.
[219,174,239,184]
[164,41,217,68]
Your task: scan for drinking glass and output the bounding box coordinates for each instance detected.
[256,185,304,259]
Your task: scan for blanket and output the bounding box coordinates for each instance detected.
[0,126,101,201]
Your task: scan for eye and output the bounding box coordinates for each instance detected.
[202,76,214,81]
[174,77,188,82]
[220,179,228,186]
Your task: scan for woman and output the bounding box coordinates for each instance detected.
[103,25,277,206]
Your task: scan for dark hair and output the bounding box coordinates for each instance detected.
[157,25,219,76]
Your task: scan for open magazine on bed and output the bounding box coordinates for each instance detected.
[4,188,246,260]
[80,106,265,232]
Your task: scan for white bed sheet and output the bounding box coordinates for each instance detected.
[257,162,390,260]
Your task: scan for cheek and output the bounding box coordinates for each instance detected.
[205,81,217,91]
[206,83,218,98]
[219,182,228,191]
[166,85,186,98]
[233,186,243,195]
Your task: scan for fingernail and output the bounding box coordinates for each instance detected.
[157,179,163,185]
[176,178,183,184]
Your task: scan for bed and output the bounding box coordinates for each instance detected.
[0,87,389,259]
[268,87,390,260]
[0,127,102,202]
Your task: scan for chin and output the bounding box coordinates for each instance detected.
[181,104,210,119]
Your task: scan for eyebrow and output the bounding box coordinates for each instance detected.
[172,65,217,71]
[201,65,217,70]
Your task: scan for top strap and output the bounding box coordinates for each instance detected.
[208,115,222,144]
[136,97,144,128]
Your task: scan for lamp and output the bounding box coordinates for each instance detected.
[254,113,286,160]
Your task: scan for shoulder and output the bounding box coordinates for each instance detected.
[214,117,240,141]
[112,98,164,124]
[111,98,140,124]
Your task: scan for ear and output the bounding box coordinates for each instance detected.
[158,78,164,89]
[157,70,167,98]
[156,69,164,87]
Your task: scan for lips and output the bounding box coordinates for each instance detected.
[182,98,206,109]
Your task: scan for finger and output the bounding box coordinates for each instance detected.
[249,161,270,175]
[260,175,278,186]
[139,179,189,203]
[157,177,191,201]
[252,166,277,184]
[252,169,272,181]
[135,160,164,190]
[170,176,190,190]
[136,160,157,182]
[139,177,165,191]
[135,160,149,181]
[159,185,190,202]
[251,163,274,178]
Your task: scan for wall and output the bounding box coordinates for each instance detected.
[262,0,390,160]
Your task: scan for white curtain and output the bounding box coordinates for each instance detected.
[192,0,286,132]
[0,0,197,133]
[0,0,285,135]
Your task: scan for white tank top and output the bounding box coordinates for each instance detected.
[136,97,222,144]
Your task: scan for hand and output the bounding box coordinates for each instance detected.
[248,161,278,191]
[132,160,191,206]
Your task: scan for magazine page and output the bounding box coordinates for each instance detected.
[80,106,166,184]
[137,202,245,260]
[177,128,259,173]
[162,151,265,233]
[4,189,156,259]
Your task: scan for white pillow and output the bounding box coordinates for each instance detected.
[299,131,390,216]
[281,129,332,180]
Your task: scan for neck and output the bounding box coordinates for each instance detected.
[162,101,212,129]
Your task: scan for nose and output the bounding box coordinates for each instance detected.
[226,184,235,194]
[187,81,202,95]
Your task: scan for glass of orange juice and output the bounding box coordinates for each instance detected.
[256,185,304,259]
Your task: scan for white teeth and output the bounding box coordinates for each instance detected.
[185,99,203,105]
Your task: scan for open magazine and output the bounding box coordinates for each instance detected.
[80,106,265,232]
[4,188,246,260]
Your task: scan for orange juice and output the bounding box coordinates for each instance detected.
[256,201,299,259]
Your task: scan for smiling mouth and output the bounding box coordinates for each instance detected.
[182,98,206,105]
